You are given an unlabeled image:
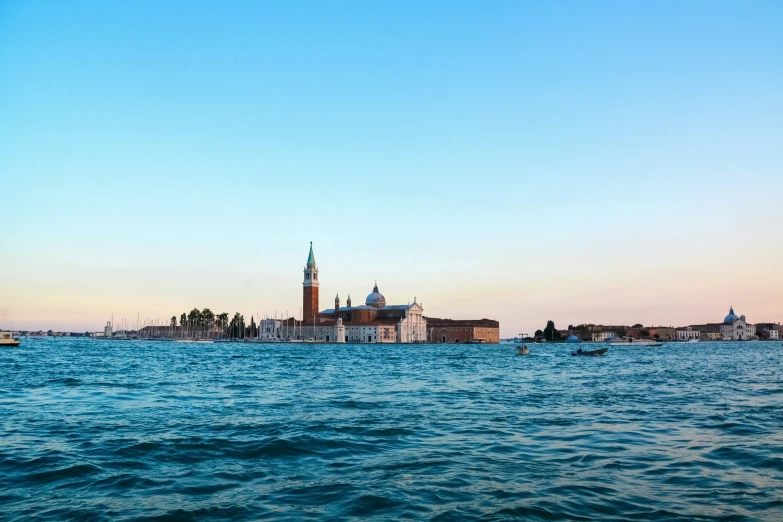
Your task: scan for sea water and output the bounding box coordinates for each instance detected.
[1,339,781,520]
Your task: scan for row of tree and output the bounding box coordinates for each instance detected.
[170,308,254,338]
[534,320,562,342]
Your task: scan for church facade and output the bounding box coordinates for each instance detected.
[690,306,756,341]
[719,306,755,341]
[294,243,426,343]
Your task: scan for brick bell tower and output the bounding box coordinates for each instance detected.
[303,242,319,320]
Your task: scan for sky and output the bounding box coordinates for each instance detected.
[1,1,782,336]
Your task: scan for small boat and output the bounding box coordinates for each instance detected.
[571,347,608,356]
[0,332,21,347]
[516,345,529,355]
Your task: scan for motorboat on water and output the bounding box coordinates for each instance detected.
[516,345,530,355]
[609,338,662,347]
[0,332,21,347]
[572,347,608,356]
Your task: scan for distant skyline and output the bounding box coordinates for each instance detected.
[2,1,782,336]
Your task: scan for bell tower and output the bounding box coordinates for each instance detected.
[303,242,319,320]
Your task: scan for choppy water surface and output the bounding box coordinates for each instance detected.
[1,340,782,521]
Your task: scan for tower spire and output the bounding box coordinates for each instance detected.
[306,241,316,268]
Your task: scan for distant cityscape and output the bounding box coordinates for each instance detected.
[4,248,780,345]
[4,244,502,344]
[513,306,781,343]
[8,305,781,344]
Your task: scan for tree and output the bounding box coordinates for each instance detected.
[653,333,660,340]
[229,312,244,339]
[188,308,201,326]
[534,329,543,337]
[632,323,643,328]
[201,308,215,328]
[640,329,651,338]
[180,313,187,327]
[216,312,229,332]
[249,316,257,338]
[543,320,561,342]
[170,316,177,327]
[616,327,627,338]
[47,330,53,336]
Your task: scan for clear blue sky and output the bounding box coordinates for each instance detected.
[1,1,782,334]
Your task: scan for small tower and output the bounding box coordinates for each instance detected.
[335,317,346,343]
[334,293,340,315]
[303,242,319,320]
[346,294,352,307]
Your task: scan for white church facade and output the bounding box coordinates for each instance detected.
[719,307,755,341]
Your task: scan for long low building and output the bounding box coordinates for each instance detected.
[425,318,500,344]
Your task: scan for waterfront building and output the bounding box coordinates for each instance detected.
[425,318,500,344]
[625,326,645,338]
[592,331,617,342]
[322,285,427,343]
[688,322,721,339]
[756,323,781,340]
[689,306,756,341]
[292,244,427,343]
[719,307,755,340]
[649,326,676,341]
[259,318,282,340]
[587,325,629,342]
[675,327,700,341]
[256,243,498,343]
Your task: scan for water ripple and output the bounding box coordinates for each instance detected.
[1,339,781,520]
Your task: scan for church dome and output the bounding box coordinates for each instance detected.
[366,283,386,308]
[724,306,739,324]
